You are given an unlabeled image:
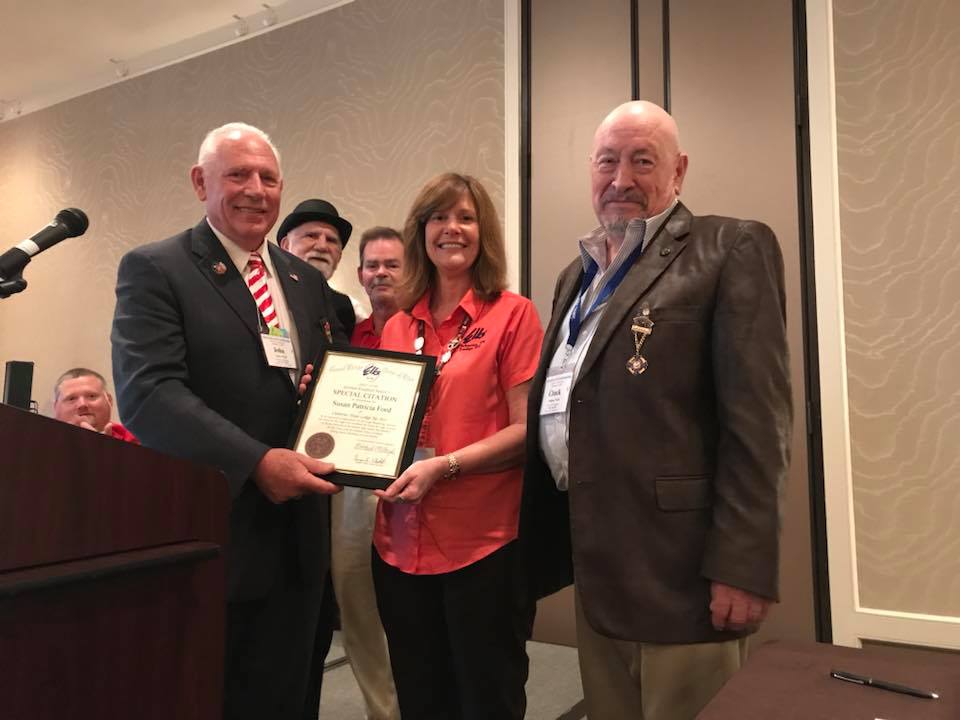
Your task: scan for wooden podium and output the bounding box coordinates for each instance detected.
[0,403,229,719]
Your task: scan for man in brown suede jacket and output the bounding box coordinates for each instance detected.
[521,100,792,720]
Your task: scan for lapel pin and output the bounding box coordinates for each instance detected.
[659,247,672,257]
[289,272,300,282]
[212,261,227,275]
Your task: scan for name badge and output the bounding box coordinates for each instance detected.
[261,332,297,369]
[540,367,574,416]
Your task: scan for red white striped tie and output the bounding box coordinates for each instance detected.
[246,252,280,329]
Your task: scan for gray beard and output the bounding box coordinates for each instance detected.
[604,217,629,239]
[308,259,334,280]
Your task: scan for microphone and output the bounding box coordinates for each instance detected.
[0,208,89,281]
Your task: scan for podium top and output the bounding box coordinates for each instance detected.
[0,402,228,573]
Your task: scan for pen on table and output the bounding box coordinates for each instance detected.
[830,669,939,700]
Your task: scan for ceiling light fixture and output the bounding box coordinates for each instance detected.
[108,58,130,79]
[0,98,23,121]
[233,14,249,37]
[261,4,278,28]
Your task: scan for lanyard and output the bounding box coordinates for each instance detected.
[415,314,472,376]
[567,239,646,348]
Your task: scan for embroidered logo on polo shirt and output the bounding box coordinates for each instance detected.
[460,326,487,351]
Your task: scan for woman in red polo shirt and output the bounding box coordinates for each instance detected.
[371,172,543,720]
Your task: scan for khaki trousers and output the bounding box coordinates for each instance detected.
[331,488,400,720]
[574,587,746,720]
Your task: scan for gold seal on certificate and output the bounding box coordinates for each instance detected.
[304,432,335,459]
[290,347,436,489]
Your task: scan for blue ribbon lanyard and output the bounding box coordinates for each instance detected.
[567,240,645,349]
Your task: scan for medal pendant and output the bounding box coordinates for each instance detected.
[440,350,452,363]
[413,337,425,352]
[627,306,653,376]
[626,355,648,375]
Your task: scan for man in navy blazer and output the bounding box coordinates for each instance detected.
[111,122,345,719]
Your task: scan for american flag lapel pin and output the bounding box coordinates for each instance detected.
[212,261,227,275]
[289,272,300,282]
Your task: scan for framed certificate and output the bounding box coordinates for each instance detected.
[290,347,435,489]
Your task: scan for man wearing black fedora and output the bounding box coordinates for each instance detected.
[278,198,358,337]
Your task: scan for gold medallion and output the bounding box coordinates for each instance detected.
[626,355,648,375]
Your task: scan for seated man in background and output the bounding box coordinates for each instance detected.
[332,226,406,720]
[278,198,359,337]
[52,367,139,443]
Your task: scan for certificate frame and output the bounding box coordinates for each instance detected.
[289,346,436,490]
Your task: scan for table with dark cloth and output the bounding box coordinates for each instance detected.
[698,640,958,719]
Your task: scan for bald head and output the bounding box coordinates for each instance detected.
[590,101,688,237]
[594,101,682,154]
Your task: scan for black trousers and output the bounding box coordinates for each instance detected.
[371,541,535,720]
[224,573,333,720]
[301,575,337,720]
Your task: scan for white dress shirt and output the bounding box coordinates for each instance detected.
[208,219,303,376]
[539,201,676,490]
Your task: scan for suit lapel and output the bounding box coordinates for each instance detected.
[576,204,692,382]
[270,244,313,363]
[190,221,260,338]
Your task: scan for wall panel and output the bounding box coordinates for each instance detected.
[835,0,960,621]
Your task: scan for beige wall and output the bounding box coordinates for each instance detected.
[529,0,816,645]
[0,0,505,416]
[834,0,960,617]
[529,0,630,322]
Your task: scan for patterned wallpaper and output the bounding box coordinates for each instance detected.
[834,0,960,616]
[0,0,505,416]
